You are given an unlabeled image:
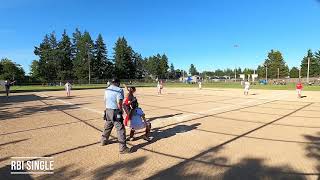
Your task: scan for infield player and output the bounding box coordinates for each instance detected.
[4,80,15,97]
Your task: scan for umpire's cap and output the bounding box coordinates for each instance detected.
[111,78,120,84]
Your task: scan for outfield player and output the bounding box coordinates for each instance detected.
[157,80,163,95]
[198,81,202,90]
[296,82,303,98]
[244,80,250,96]
[65,81,72,97]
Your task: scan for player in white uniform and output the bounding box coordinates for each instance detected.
[198,81,202,90]
[65,81,72,97]
[244,80,250,96]
[157,80,163,95]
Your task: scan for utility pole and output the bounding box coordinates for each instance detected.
[234,67,237,82]
[307,57,310,84]
[87,43,91,85]
[265,65,268,82]
[299,68,301,81]
[182,70,185,83]
[277,68,280,80]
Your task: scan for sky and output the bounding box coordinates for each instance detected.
[1,0,320,74]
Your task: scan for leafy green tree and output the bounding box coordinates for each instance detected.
[289,67,299,78]
[57,30,73,80]
[0,58,25,81]
[113,37,135,79]
[214,69,224,76]
[174,69,182,79]
[243,68,254,76]
[144,54,169,79]
[202,71,215,78]
[30,60,42,81]
[0,62,3,75]
[224,68,234,77]
[189,64,198,76]
[257,65,265,79]
[300,49,320,77]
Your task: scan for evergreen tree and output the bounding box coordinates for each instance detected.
[30,60,42,81]
[93,34,110,79]
[0,62,3,75]
[72,28,82,58]
[34,33,58,82]
[132,52,145,79]
[57,30,73,80]
[289,67,299,78]
[73,31,94,80]
[144,54,169,79]
[168,63,175,79]
[300,49,320,77]
[113,37,134,79]
[159,54,169,78]
[189,64,198,76]
[260,50,289,78]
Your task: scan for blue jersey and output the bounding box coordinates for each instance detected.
[104,85,124,109]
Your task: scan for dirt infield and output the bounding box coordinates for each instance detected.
[1,87,320,179]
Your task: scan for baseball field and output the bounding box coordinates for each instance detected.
[1,87,320,179]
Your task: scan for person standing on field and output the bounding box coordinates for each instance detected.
[244,80,250,96]
[296,82,303,98]
[198,81,202,90]
[4,80,15,97]
[157,80,163,95]
[65,81,72,97]
[101,78,131,154]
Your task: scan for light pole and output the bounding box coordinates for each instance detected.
[299,68,301,81]
[234,67,237,82]
[307,57,310,84]
[86,43,91,85]
[264,64,268,82]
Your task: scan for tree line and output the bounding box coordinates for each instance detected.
[29,29,174,82]
[2,33,320,83]
[189,49,320,79]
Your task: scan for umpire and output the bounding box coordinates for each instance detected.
[101,78,131,154]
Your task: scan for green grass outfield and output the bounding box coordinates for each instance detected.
[2,82,320,93]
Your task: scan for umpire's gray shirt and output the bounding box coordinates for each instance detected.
[104,85,124,110]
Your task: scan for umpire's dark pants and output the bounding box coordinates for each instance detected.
[101,109,127,151]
